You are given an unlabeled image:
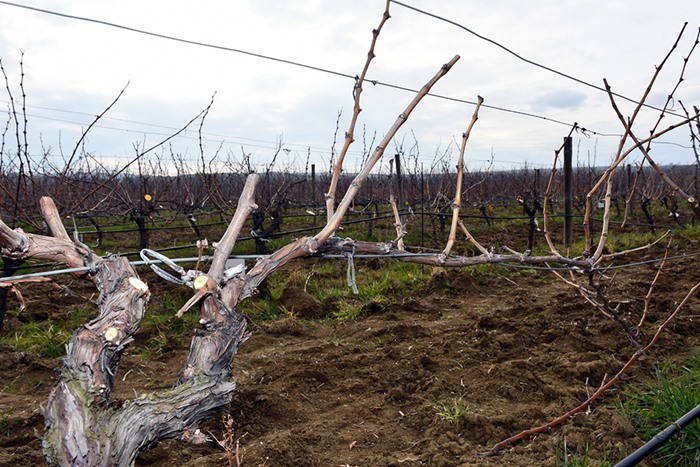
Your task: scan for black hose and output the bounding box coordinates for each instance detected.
[614,402,700,467]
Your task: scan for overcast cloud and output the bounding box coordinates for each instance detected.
[0,0,698,173]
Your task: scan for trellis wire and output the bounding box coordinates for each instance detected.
[2,250,700,284]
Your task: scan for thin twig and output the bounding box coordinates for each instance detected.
[583,23,689,253]
[56,83,129,200]
[312,54,461,248]
[480,279,700,457]
[326,0,391,221]
[440,96,483,262]
[388,189,405,250]
[600,230,670,261]
[638,238,672,332]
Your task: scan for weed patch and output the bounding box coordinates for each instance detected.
[620,353,700,466]
[435,397,474,423]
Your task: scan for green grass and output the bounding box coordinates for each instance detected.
[136,303,202,358]
[0,290,204,360]
[238,298,286,322]
[554,438,619,467]
[0,304,91,359]
[2,320,73,358]
[676,222,700,243]
[0,413,12,437]
[329,301,367,321]
[0,375,21,394]
[231,258,430,323]
[606,230,661,253]
[62,304,98,330]
[137,327,171,359]
[619,353,700,466]
[322,333,343,347]
[434,397,474,423]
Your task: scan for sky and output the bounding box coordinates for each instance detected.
[0,0,699,175]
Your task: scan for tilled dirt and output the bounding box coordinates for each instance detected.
[1,251,699,466]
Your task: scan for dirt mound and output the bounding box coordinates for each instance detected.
[277,286,325,319]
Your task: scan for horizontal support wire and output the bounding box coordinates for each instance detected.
[2,250,699,284]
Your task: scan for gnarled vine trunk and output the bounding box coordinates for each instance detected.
[0,185,257,465]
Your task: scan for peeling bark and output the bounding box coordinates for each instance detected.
[0,190,253,466]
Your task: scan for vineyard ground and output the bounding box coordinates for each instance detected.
[0,226,699,466]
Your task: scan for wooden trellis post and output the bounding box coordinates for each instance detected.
[564,136,573,249]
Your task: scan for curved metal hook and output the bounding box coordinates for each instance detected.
[140,249,187,286]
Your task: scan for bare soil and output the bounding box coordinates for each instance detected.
[1,244,699,466]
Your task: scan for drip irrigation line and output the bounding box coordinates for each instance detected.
[12,208,679,240]
[71,212,398,238]
[67,212,677,239]
[614,402,700,467]
[73,219,229,235]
